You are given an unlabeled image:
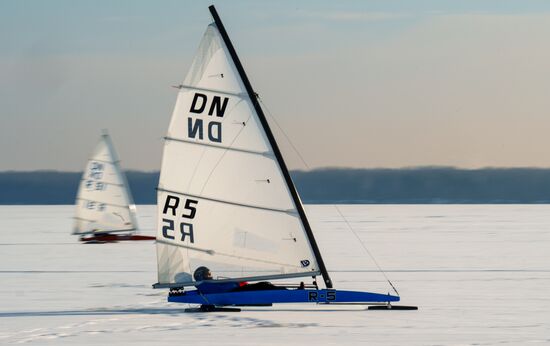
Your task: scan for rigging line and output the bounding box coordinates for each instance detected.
[165,137,269,156]
[76,198,130,209]
[157,239,304,268]
[199,290,212,305]
[258,97,310,170]
[186,98,246,194]
[334,205,400,297]
[198,99,252,197]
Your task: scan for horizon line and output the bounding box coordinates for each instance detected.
[5,166,550,173]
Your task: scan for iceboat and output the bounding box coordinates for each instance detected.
[73,131,154,243]
[153,6,415,311]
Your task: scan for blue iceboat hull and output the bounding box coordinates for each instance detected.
[168,289,400,306]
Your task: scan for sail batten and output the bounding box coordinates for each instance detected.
[164,136,272,157]
[157,187,297,214]
[73,216,97,222]
[175,84,248,98]
[73,132,138,236]
[78,179,124,187]
[76,198,133,210]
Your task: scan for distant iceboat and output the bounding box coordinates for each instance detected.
[152,6,416,311]
[73,131,154,243]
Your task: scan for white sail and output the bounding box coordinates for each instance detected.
[73,131,138,235]
[156,23,321,286]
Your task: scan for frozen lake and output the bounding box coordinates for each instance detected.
[1,205,549,345]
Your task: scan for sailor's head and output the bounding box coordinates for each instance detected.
[193,266,212,281]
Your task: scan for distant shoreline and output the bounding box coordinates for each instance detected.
[3,167,550,204]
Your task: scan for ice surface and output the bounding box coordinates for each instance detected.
[1,205,549,345]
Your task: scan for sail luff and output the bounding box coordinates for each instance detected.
[208,5,333,288]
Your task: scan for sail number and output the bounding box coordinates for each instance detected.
[85,201,106,211]
[162,195,198,243]
[187,93,229,144]
[88,162,104,180]
[307,290,336,302]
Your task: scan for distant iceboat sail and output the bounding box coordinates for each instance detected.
[155,10,331,288]
[73,131,138,238]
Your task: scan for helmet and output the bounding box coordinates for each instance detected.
[193,266,212,281]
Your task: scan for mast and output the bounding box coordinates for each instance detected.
[208,5,333,288]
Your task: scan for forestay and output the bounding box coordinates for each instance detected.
[73,132,138,235]
[156,23,321,287]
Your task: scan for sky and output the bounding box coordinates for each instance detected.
[2,0,550,171]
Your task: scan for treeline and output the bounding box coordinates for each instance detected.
[0,171,158,205]
[2,167,550,204]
